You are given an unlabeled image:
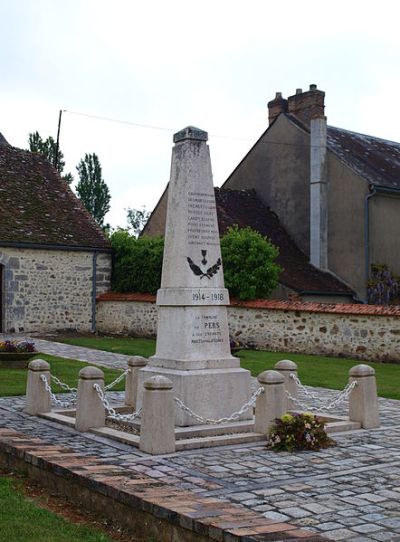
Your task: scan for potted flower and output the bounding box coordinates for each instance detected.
[0,339,38,368]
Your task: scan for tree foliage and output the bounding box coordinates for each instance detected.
[220,225,281,300]
[126,207,151,237]
[110,226,281,300]
[76,153,111,227]
[28,131,73,184]
[110,230,163,294]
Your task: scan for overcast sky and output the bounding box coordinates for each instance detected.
[1,0,400,228]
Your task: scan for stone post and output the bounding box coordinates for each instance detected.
[25,359,51,415]
[348,364,380,429]
[139,376,175,455]
[274,359,298,411]
[255,370,286,434]
[75,366,105,432]
[125,356,147,407]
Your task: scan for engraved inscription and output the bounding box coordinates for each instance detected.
[191,314,223,344]
[187,191,219,246]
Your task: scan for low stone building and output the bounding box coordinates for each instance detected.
[0,132,112,333]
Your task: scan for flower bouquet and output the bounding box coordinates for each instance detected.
[267,413,335,452]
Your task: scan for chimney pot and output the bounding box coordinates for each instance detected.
[296,88,303,94]
[287,85,325,126]
[267,92,288,125]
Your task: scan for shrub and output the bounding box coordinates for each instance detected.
[110,226,282,300]
[367,264,400,305]
[267,413,334,452]
[110,230,164,294]
[220,226,281,300]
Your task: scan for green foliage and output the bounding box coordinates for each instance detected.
[110,230,163,294]
[28,131,73,184]
[367,264,400,305]
[0,355,125,397]
[268,413,335,452]
[76,153,111,226]
[109,226,281,300]
[46,336,400,401]
[220,226,281,300]
[0,475,115,541]
[126,207,151,237]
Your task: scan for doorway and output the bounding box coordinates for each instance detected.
[0,265,3,332]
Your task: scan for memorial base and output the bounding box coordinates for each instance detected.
[137,365,252,427]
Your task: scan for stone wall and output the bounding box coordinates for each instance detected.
[0,247,111,333]
[96,294,400,363]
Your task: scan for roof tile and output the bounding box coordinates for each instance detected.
[0,142,110,249]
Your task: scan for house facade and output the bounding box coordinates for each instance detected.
[0,133,112,333]
[144,85,400,303]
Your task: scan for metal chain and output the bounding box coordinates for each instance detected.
[104,369,130,391]
[50,374,77,393]
[285,380,358,412]
[174,387,264,425]
[40,374,76,408]
[289,374,326,403]
[93,383,141,422]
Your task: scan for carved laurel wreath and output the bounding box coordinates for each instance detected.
[187,250,221,279]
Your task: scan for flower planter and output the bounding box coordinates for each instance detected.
[0,352,38,369]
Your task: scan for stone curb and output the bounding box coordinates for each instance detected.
[0,428,329,542]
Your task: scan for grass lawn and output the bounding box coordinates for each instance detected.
[0,354,125,397]
[61,336,156,358]
[59,336,400,401]
[0,474,115,542]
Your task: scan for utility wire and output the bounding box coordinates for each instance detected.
[63,109,330,147]
[65,109,253,142]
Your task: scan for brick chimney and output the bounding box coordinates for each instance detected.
[267,92,288,125]
[287,84,325,126]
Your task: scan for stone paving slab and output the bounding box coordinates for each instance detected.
[1,337,399,540]
[0,427,328,542]
[1,390,399,541]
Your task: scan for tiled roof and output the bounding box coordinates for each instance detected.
[215,188,354,296]
[327,126,400,190]
[97,292,400,316]
[287,114,400,191]
[231,298,400,316]
[0,136,110,249]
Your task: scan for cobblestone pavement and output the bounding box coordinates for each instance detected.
[1,338,400,541]
[0,335,131,370]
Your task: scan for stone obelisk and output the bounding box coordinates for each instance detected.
[138,126,251,426]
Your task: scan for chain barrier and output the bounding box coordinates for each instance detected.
[287,376,358,412]
[40,374,76,408]
[93,383,141,423]
[104,368,130,391]
[174,386,264,425]
[50,374,77,394]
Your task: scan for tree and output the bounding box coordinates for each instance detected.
[28,131,73,184]
[220,225,282,300]
[76,153,111,227]
[126,207,151,237]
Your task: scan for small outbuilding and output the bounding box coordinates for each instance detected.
[0,133,112,333]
